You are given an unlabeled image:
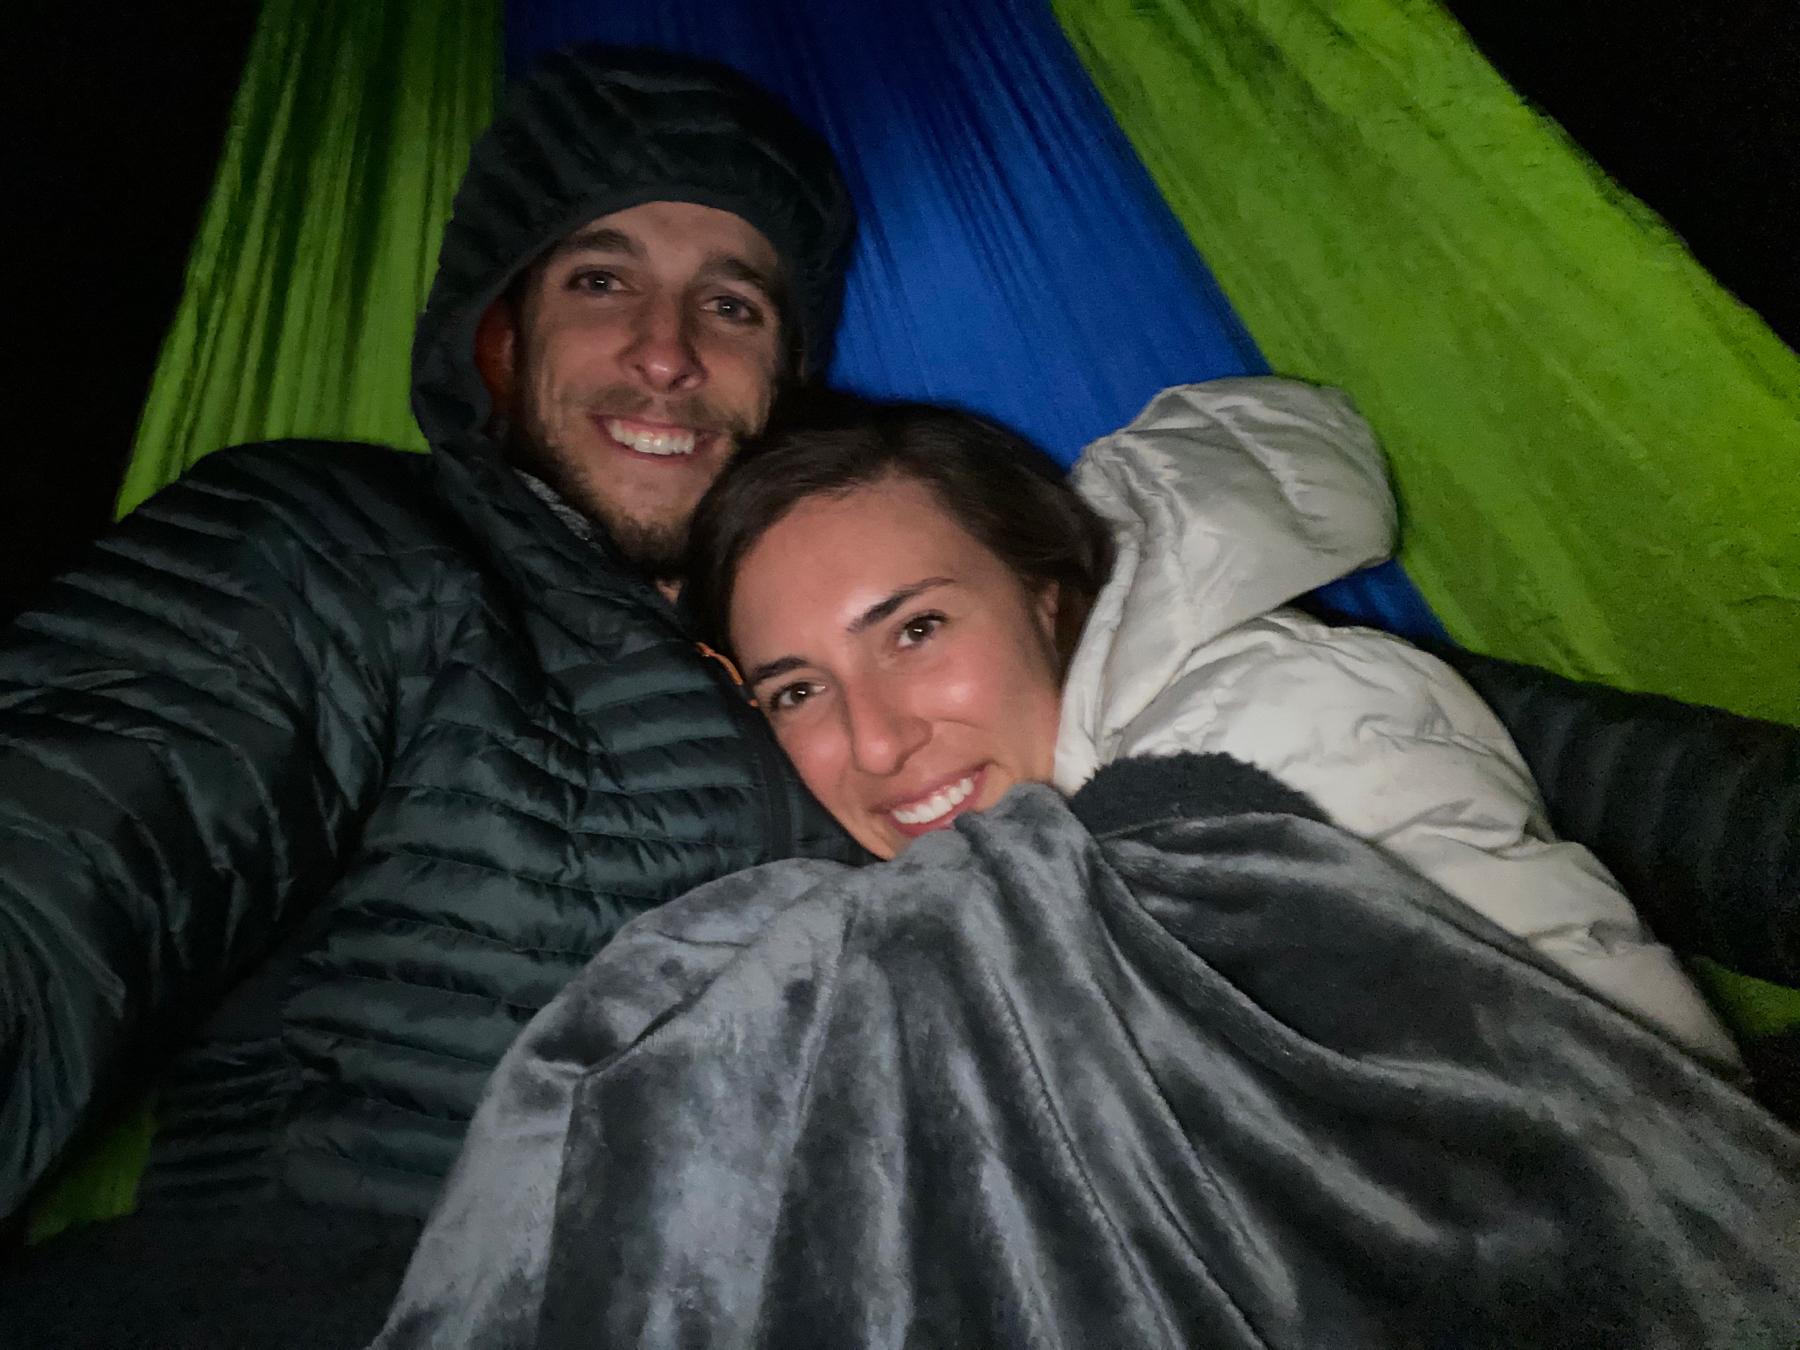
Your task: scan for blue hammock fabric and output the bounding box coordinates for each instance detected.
[504,0,1443,639]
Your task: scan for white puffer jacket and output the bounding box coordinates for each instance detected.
[1054,378,1739,1071]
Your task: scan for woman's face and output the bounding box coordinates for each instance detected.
[731,475,1064,859]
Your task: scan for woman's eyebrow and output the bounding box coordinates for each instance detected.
[745,654,807,690]
[848,578,952,635]
[743,578,954,690]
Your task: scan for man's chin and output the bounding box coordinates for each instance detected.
[585,500,693,577]
[611,537,688,582]
[508,425,735,579]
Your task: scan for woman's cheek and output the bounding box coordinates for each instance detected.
[778,719,844,811]
[929,643,991,714]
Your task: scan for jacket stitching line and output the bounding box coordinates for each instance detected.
[435,655,739,728]
[382,779,770,846]
[334,910,617,961]
[358,844,681,904]
[299,966,565,1017]
[406,714,755,772]
[290,1143,456,1182]
[293,1084,479,1127]
[288,1010,531,1062]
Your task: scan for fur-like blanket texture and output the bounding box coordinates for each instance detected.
[375,754,1800,1348]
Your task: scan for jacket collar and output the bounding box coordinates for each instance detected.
[428,430,689,670]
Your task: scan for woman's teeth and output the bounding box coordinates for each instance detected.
[891,775,976,827]
[606,419,697,456]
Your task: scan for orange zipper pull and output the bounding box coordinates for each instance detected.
[695,642,757,707]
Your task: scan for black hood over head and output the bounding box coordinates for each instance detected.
[411,45,856,453]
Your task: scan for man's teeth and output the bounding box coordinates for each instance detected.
[891,775,976,827]
[606,419,697,456]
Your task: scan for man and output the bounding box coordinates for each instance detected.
[0,43,855,1296]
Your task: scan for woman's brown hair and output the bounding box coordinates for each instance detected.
[686,390,1114,670]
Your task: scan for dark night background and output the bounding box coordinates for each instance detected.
[6,2,1796,623]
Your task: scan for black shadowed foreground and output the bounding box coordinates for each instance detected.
[0,1204,420,1348]
[376,753,1800,1349]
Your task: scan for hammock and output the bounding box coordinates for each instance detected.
[65,0,1795,1239]
[122,0,1799,722]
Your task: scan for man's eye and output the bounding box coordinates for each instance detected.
[897,613,945,647]
[708,294,764,325]
[568,269,622,293]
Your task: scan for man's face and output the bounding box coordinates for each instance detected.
[497,201,787,578]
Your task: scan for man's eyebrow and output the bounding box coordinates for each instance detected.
[702,252,782,301]
[537,235,781,305]
[546,226,643,261]
[743,578,953,691]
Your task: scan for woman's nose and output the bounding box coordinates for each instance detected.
[842,683,928,778]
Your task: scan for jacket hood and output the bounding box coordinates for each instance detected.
[1056,378,1397,784]
[411,44,856,455]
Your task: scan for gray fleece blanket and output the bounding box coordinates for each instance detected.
[374,754,1800,1348]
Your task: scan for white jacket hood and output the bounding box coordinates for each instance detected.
[1056,378,1396,789]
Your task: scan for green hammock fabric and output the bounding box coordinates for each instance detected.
[65,0,1796,1239]
[1056,0,1800,727]
[24,1099,156,1245]
[115,0,500,515]
[27,0,499,1242]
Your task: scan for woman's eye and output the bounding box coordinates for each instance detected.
[768,682,816,713]
[897,613,945,647]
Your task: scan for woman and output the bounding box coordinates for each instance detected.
[374,383,1797,1349]
[691,380,1736,1069]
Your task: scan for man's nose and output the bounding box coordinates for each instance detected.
[842,682,928,779]
[624,295,703,393]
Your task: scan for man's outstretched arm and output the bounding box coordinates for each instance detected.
[0,445,398,1218]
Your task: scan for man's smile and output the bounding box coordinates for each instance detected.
[598,415,703,458]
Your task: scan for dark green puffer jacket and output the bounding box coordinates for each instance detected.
[0,50,858,1221]
[0,433,853,1220]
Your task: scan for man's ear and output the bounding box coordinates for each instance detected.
[781,310,807,384]
[473,295,518,422]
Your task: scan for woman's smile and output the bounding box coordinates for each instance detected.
[881,764,987,836]
[730,476,1064,859]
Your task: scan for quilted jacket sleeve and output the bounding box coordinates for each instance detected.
[0,446,398,1218]
[1430,645,1800,988]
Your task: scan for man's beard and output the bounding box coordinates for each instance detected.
[578,487,691,580]
[507,387,756,582]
